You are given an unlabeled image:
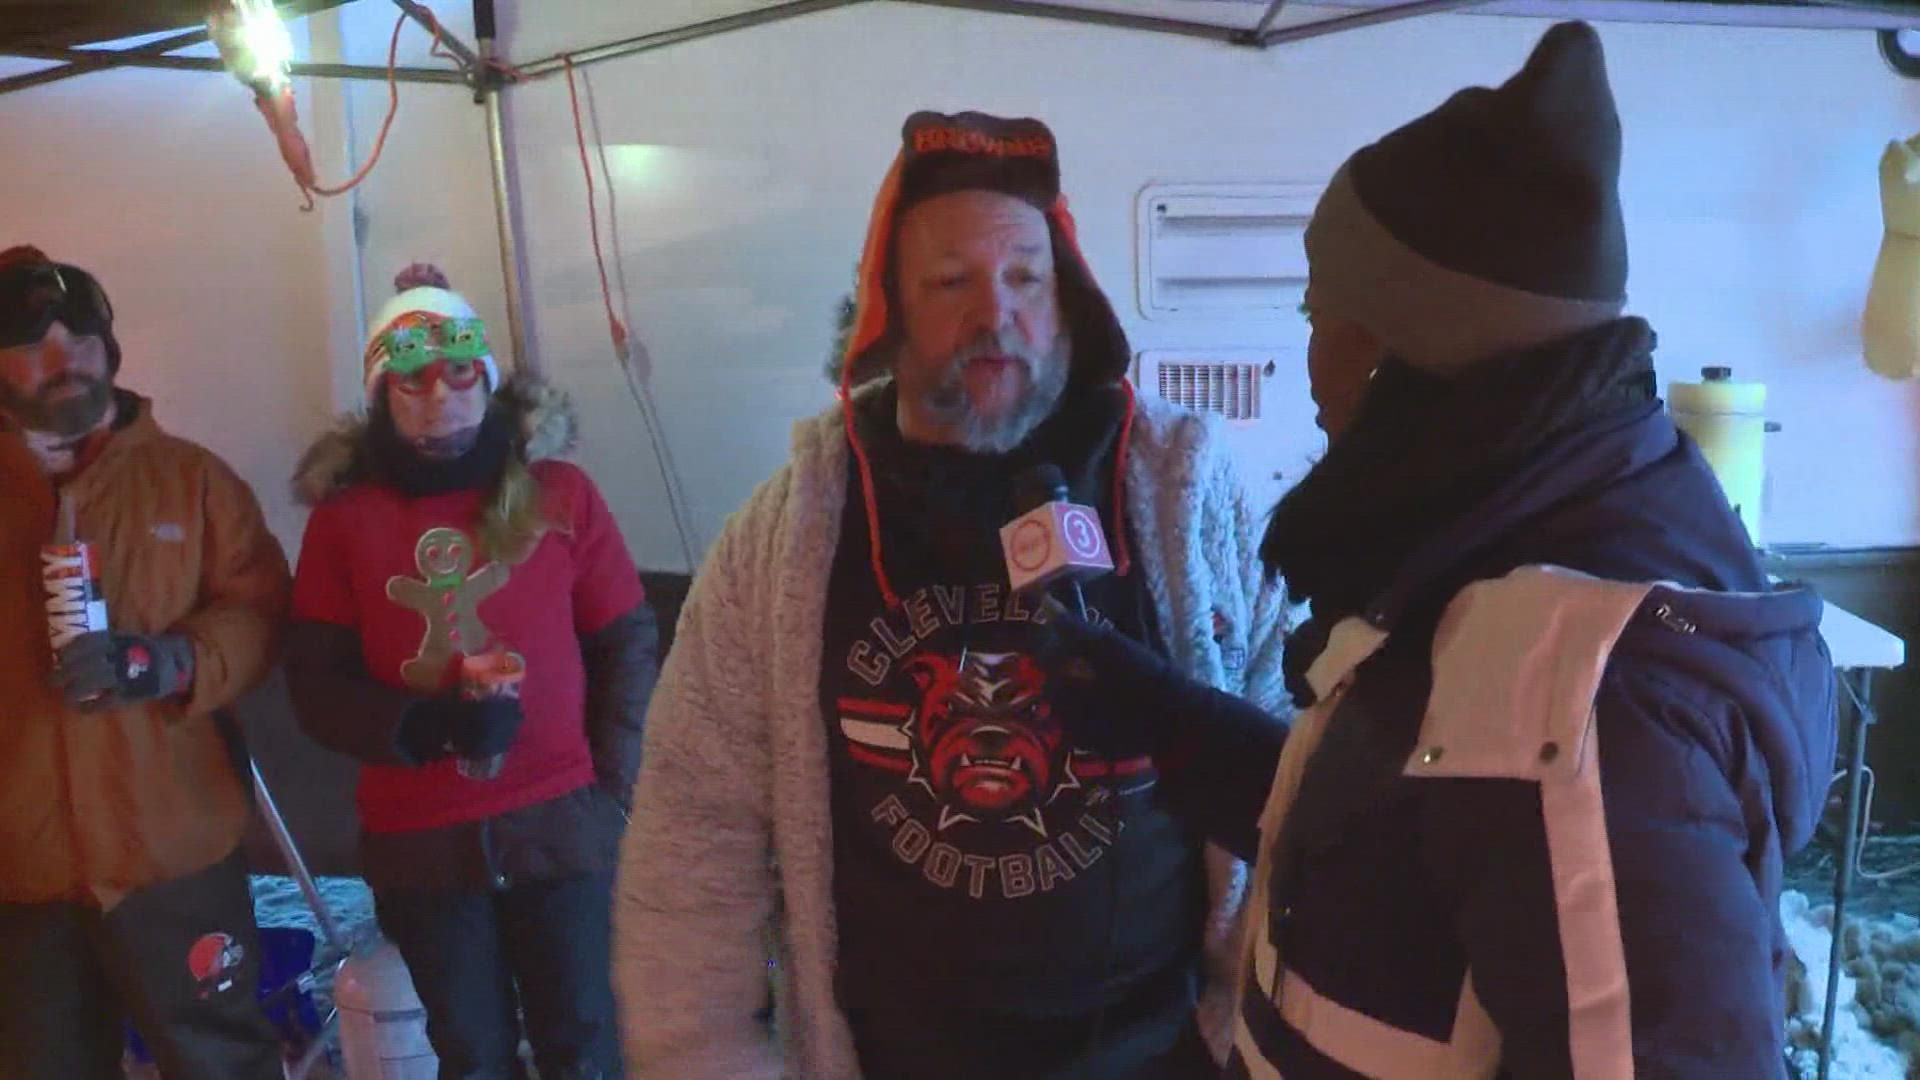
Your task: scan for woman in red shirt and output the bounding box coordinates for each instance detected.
[286,265,657,1078]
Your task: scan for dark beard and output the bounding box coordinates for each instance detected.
[0,374,112,437]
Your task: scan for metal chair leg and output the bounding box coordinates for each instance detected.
[250,758,345,950]
[1817,669,1874,1080]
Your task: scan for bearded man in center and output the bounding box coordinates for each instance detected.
[611,110,1291,1079]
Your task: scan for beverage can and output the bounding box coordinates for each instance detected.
[456,650,525,781]
[42,542,109,652]
[459,650,526,700]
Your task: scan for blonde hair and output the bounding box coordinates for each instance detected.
[479,444,551,565]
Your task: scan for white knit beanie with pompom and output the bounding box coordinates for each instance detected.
[361,263,499,401]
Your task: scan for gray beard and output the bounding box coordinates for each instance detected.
[899,334,1072,454]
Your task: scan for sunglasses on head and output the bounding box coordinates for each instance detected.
[0,262,113,351]
[381,316,490,372]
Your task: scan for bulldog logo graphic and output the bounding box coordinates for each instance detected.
[896,651,1080,836]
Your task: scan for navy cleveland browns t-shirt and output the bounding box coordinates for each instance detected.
[822,386,1205,1078]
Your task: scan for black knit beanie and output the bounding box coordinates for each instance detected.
[1304,21,1629,372]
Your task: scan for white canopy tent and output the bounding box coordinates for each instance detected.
[1,0,1916,373]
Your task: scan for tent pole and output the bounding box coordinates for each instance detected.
[476,0,533,375]
[1258,0,1492,47]
[0,27,209,96]
[883,0,1246,44]
[391,0,484,72]
[0,46,462,84]
[515,0,865,79]
[1248,0,1290,41]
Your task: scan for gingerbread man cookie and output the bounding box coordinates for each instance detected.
[387,526,510,690]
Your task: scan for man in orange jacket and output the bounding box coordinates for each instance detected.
[0,246,292,1079]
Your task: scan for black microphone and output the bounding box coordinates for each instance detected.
[1012,463,1070,516]
[1004,463,1112,621]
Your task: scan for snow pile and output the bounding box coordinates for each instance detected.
[251,872,377,955]
[1782,889,1920,1078]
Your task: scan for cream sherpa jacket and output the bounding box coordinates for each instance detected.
[613,391,1290,1078]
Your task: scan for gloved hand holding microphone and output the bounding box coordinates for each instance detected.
[1002,463,1187,763]
[1004,464,1287,859]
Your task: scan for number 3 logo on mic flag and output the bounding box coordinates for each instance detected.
[1060,506,1105,562]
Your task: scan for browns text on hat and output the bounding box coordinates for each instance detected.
[910,125,1054,158]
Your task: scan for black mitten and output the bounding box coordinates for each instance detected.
[397,696,524,765]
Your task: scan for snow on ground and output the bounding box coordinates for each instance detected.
[250,872,379,1011]
[253,874,379,1079]
[1783,889,1920,1078]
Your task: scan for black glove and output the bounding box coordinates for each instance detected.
[1039,599,1197,764]
[52,631,194,711]
[397,696,525,766]
[1044,599,1290,837]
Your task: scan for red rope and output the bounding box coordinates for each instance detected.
[252,11,405,210]
[304,13,404,199]
[249,4,515,211]
[562,56,630,360]
[416,5,526,81]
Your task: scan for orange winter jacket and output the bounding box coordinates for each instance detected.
[0,394,290,909]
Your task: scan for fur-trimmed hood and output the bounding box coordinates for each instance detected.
[293,372,577,507]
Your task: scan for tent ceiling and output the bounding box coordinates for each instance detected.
[1304,0,1920,27]
[0,0,1913,63]
[921,0,1920,32]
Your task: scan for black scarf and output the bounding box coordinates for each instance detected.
[369,404,516,499]
[1262,317,1659,667]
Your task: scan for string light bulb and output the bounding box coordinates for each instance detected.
[208,0,294,96]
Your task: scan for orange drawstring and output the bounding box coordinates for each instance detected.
[842,373,1133,605]
[837,153,908,608]
[840,366,901,610]
[840,175,1131,607]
